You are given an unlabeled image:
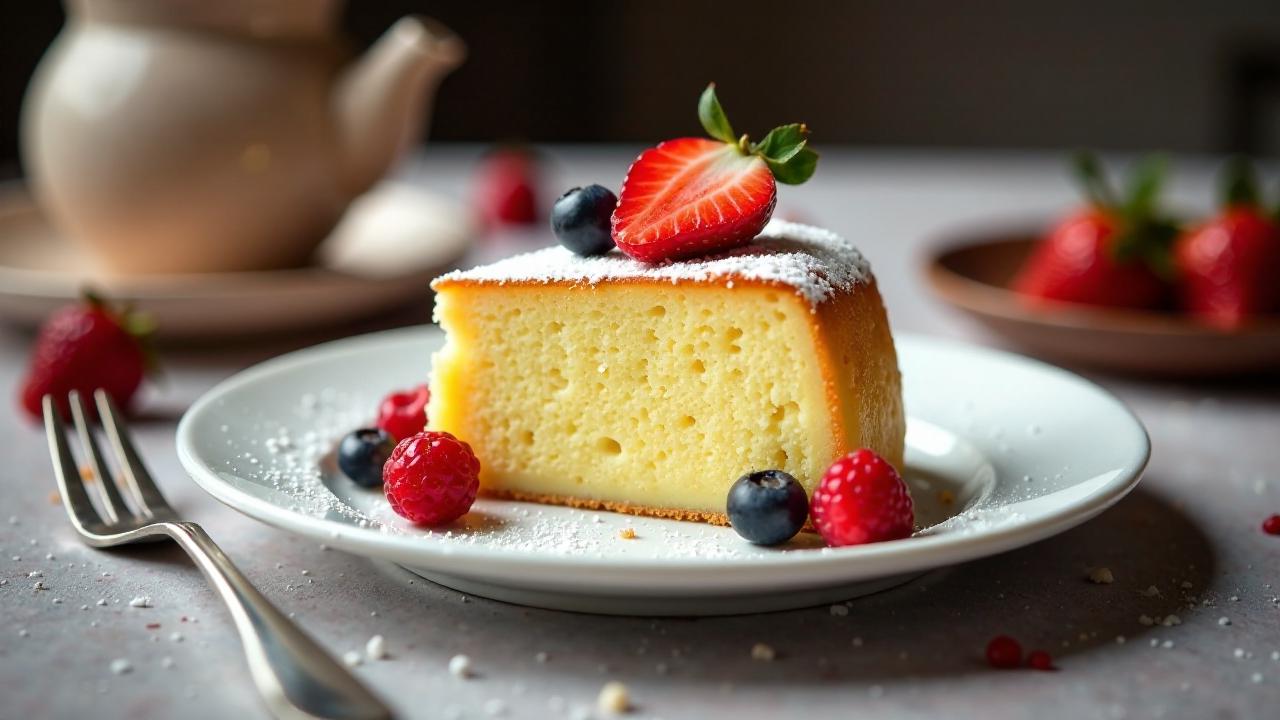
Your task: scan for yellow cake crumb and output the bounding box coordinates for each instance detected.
[618,528,637,540]
[1088,567,1115,584]
[750,643,776,661]
[597,681,631,715]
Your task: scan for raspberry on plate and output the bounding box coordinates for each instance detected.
[383,430,480,526]
[375,385,430,441]
[810,449,914,547]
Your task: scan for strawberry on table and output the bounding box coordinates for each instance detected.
[1173,157,1280,329]
[472,146,542,227]
[611,84,818,262]
[19,292,153,422]
[1013,153,1179,310]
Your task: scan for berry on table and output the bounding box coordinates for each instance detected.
[551,184,618,256]
[472,147,540,226]
[1263,514,1280,536]
[375,385,430,441]
[810,449,914,547]
[1026,650,1056,671]
[337,428,396,488]
[383,431,480,526]
[985,635,1022,669]
[725,470,809,546]
[19,292,153,422]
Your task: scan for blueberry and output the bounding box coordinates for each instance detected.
[551,184,617,256]
[337,428,396,488]
[726,470,809,546]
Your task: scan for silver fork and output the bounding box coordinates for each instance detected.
[44,390,393,720]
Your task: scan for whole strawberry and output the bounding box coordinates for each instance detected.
[1014,153,1178,309]
[611,84,818,262]
[1173,157,1280,328]
[811,449,914,547]
[383,430,480,526]
[19,293,152,421]
[472,147,541,227]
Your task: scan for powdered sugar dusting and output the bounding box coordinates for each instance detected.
[432,220,871,306]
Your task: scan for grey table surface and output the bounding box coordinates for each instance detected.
[2,146,1278,720]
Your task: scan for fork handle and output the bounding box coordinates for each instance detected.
[164,521,393,720]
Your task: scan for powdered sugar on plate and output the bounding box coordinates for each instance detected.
[212,384,993,562]
[432,220,871,306]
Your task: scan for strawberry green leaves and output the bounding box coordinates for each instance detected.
[1072,150,1179,277]
[751,123,819,185]
[698,83,819,185]
[698,83,737,144]
[1219,155,1261,208]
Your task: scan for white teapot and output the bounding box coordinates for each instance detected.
[21,0,465,274]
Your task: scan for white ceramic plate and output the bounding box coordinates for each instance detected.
[0,182,475,338]
[177,326,1148,615]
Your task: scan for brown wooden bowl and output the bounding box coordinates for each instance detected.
[923,225,1280,377]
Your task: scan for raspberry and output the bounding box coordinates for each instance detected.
[375,385,430,441]
[1263,514,1280,536]
[985,635,1022,669]
[1026,650,1055,671]
[810,449,914,547]
[382,431,480,526]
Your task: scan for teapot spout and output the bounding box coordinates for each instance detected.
[334,17,465,195]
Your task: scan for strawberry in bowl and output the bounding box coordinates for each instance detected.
[610,84,819,263]
[1013,152,1179,310]
[1173,157,1280,329]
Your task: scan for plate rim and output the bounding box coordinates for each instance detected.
[175,326,1149,581]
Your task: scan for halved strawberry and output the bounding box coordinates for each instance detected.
[611,84,817,262]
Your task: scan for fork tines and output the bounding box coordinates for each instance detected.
[44,390,172,537]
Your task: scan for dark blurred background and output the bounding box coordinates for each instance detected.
[3,0,1279,176]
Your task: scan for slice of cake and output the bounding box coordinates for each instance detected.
[426,219,904,524]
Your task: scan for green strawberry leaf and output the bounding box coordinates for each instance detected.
[1071,151,1117,211]
[751,123,810,164]
[1122,154,1167,222]
[698,84,737,144]
[767,146,819,185]
[1220,155,1260,208]
[698,84,818,184]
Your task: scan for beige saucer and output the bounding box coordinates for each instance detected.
[0,181,475,339]
[924,224,1280,377]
